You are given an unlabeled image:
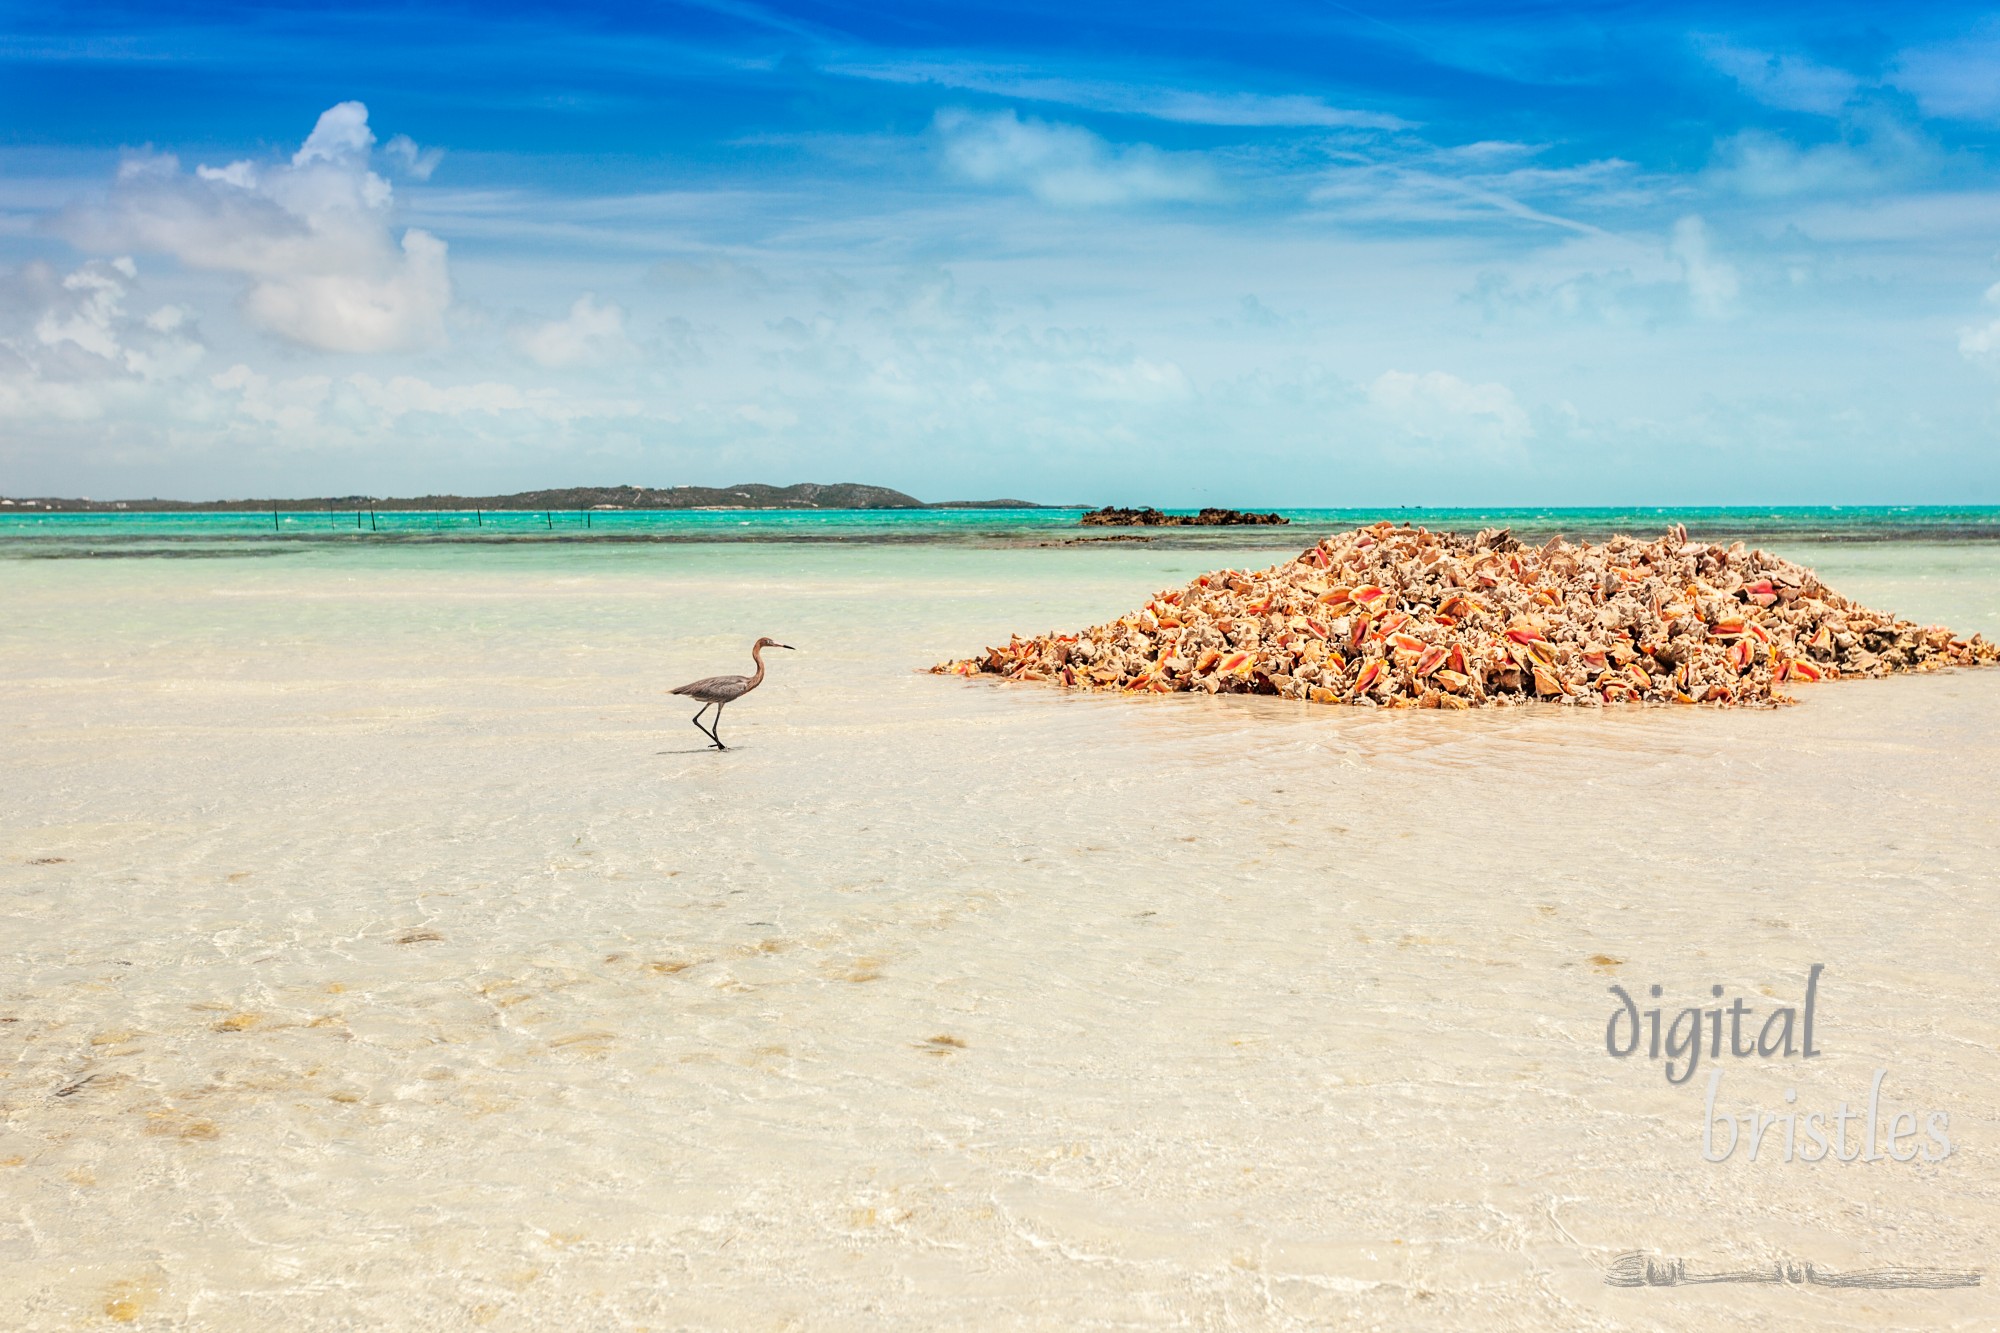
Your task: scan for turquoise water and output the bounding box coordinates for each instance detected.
[7,505,2000,552]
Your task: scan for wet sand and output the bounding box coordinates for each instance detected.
[1,541,1996,1329]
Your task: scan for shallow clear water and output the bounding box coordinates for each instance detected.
[10,503,2000,549]
[2,536,1997,1329]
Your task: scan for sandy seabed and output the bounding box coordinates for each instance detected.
[1,540,1997,1330]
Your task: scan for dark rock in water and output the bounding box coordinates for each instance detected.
[1080,506,1288,527]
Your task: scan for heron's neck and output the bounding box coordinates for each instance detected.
[747,643,768,688]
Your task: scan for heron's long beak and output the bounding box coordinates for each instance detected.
[776,643,796,650]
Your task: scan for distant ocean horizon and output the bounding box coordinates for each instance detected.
[8,504,2000,552]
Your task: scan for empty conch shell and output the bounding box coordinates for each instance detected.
[932,524,1996,709]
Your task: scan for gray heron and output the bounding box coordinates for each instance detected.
[669,637,794,750]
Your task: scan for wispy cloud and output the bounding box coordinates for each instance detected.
[1306,150,1634,235]
[1891,36,2000,122]
[829,57,1410,130]
[932,109,1217,208]
[1697,39,1859,116]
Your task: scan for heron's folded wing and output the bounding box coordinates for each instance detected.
[670,674,742,698]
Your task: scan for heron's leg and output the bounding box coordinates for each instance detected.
[709,704,728,750]
[690,702,719,745]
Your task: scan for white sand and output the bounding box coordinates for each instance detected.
[1,541,1996,1329]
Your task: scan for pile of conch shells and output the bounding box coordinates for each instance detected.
[934,522,1997,708]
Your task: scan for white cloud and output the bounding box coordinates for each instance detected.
[1669,216,1738,317]
[1143,91,1407,130]
[383,133,444,181]
[511,294,635,368]
[933,108,1216,208]
[200,366,643,436]
[209,364,332,431]
[827,59,1411,130]
[1958,282,2000,360]
[734,403,798,430]
[59,101,452,353]
[340,373,639,423]
[1368,369,1530,446]
[1706,117,1935,200]
[1709,130,1881,197]
[1892,39,2000,122]
[1699,40,1859,116]
[0,258,203,420]
[1306,148,1632,234]
[293,101,375,167]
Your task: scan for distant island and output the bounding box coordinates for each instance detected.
[0,483,1051,513]
[1080,506,1289,527]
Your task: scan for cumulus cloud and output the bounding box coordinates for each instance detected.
[933,108,1216,207]
[0,257,203,419]
[59,101,451,353]
[511,294,635,368]
[1669,216,1738,317]
[1699,40,1859,116]
[1368,370,1530,448]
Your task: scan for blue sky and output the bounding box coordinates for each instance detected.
[5,1,2000,503]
